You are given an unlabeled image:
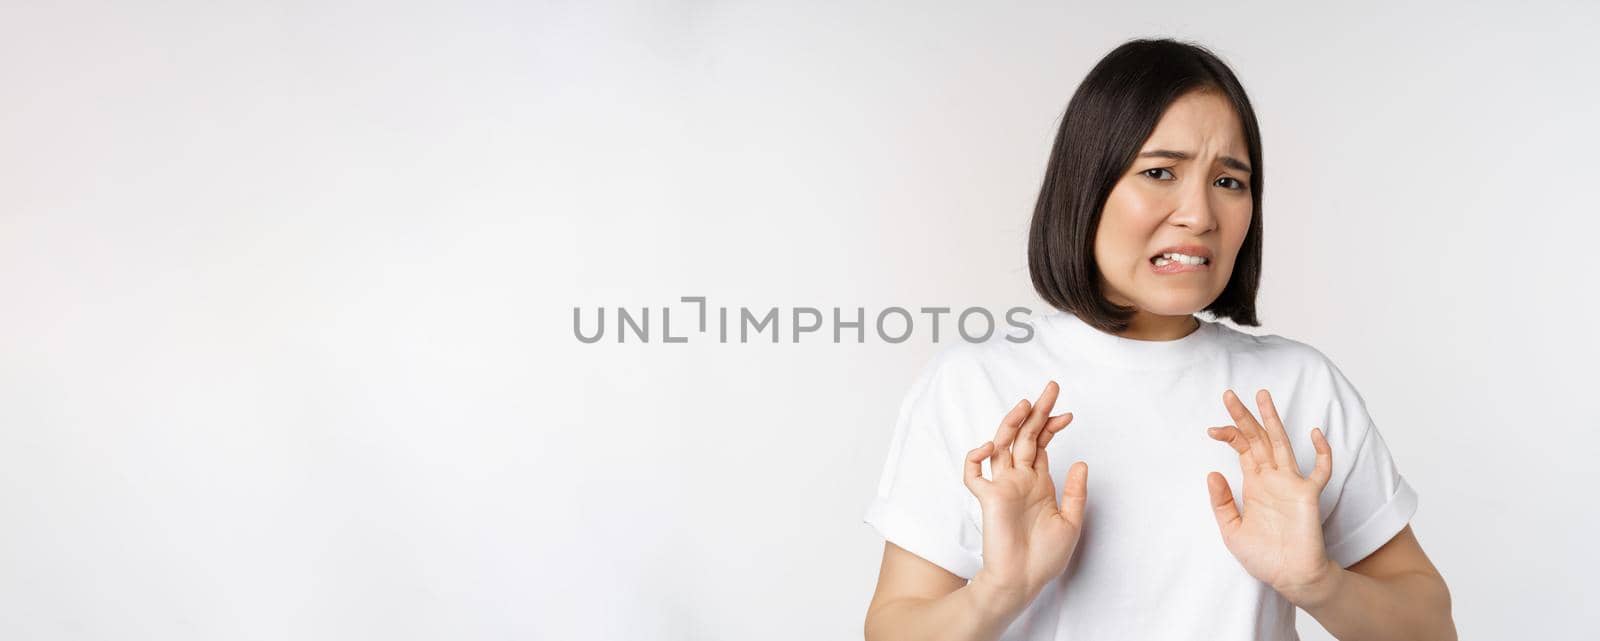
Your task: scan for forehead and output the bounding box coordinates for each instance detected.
[1143,90,1246,152]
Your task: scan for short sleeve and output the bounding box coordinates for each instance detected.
[862,348,985,580]
[1314,355,1419,568]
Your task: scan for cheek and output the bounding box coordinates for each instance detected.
[1094,216,1145,272]
[1097,192,1164,264]
[1224,209,1252,254]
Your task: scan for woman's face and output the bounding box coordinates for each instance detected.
[1094,89,1254,318]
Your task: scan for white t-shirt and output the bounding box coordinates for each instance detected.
[863,310,1417,640]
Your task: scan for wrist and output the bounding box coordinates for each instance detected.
[965,572,1031,619]
[1280,558,1346,610]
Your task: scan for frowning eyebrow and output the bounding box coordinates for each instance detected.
[1138,149,1252,174]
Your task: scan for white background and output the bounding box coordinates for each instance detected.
[2,1,1597,639]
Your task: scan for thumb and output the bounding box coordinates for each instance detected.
[1058,461,1088,528]
[1206,471,1242,535]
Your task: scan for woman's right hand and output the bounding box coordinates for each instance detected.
[962,381,1088,615]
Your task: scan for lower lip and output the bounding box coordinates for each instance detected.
[1150,259,1210,274]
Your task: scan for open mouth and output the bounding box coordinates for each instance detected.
[1150,252,1210,267]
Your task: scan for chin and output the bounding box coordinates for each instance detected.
[1133,291,1215,316]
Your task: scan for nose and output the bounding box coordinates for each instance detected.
[1169,180,1219,233]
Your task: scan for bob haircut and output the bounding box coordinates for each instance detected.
[1027,37,1264,334]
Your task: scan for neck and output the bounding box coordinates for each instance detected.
[1116,311,1200,341]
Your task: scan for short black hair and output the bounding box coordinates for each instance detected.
[1027,37,1264,334]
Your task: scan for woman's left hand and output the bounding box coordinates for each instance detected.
[1204,388,1339,607]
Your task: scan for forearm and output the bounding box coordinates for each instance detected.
[864,582,1024,641]
[1297,564,1455,641]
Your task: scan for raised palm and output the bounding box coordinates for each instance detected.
[1204,388,1337,605]
[963,381,1088,610]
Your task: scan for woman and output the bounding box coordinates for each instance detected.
[862,39,1455,640]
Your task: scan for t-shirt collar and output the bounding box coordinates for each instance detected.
[1041,310,1222,370]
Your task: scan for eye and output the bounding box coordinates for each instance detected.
[1142,167,1248,192]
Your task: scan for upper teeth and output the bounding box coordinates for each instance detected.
[1155,252,1207,266]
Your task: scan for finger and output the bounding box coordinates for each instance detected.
[1036,412,1074,450]
[992,398,1031,450]
[1207,425,1268,474]
[1206,425,1252,457]
[1206,471,1242,536]
[963,441,994,494]
[1308,427,1334,489]
[991,399,1031,469]
[1255,389,1296,468]
[1013,381,1060,470]
[1222,389,1275,469]
[1059,461,1088,529]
